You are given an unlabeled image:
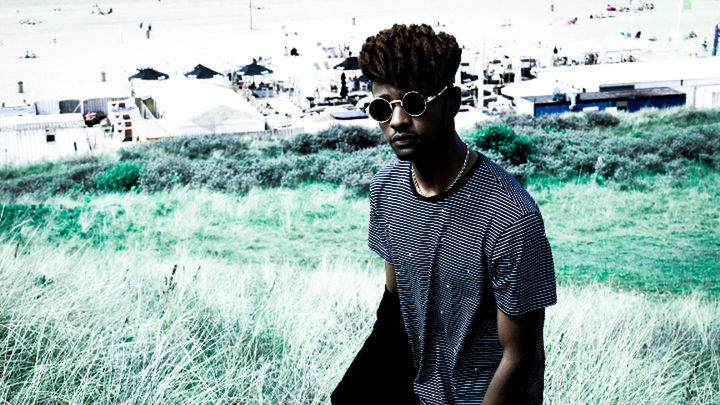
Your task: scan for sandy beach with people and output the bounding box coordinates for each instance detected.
[1,0,718,108]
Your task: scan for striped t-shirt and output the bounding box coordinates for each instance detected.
[368,152,557,404]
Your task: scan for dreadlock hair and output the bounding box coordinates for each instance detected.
[359,24,461,97]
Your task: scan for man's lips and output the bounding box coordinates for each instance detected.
[391,133,418,145]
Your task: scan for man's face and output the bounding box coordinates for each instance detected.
[371,81,454,162]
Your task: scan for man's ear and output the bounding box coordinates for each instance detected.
[448,86,462,115]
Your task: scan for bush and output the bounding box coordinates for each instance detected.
[585,111,620,128]
[96,162,142,192]
[139,157,194,192]
[189,158,252,193]
[286,125,383,154]
[119,135,250,161]
[279,154,332,187]
[500,114,536,129]
[322,147,395,193]
[0,161,56,181]
[536,114,588,131]
[470,125,534,165]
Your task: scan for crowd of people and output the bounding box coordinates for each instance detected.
[591,2,655,19]
[605,2,655,12]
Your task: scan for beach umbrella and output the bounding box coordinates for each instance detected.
[185,64,223,79]
[128,67,169,81]
[237,60,273,76]
[333,56,360,71]
[461,71,479,83]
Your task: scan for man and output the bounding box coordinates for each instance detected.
[332,24,557,405]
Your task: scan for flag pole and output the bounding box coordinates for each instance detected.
[249,0,253,30]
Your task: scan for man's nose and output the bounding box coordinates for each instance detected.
[389,103,411,129]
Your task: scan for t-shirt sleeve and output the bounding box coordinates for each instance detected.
[490,211,557,316]
[368,181,395,265]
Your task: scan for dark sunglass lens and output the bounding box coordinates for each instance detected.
[368,99,392,121]
[402,92,426,116]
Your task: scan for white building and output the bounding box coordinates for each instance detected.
[504,57,720,109]
[0,114,106,165]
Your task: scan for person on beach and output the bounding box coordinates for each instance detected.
[331,24,556,405]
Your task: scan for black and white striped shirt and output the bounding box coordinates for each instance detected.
[368,153,557,404]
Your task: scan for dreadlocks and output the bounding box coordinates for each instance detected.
[359,24,461,97]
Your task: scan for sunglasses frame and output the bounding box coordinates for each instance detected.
[366,85,449,123]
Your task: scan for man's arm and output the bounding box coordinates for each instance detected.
[385,261,397,293]
[482,308,544,405]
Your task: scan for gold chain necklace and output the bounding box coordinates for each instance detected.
[412,143,470,198]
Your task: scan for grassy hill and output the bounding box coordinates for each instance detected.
[1,107,719,403]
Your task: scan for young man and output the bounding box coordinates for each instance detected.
[332,24,557,404]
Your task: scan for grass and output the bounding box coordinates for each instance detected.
[3,169,718,295]
[533,168,720,295]
[613,107,720,135]
[0,239,717,404]
[0,147,718,402]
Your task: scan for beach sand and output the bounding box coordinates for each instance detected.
[1,0,718,106]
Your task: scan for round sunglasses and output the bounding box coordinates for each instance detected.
[366,85,448,122]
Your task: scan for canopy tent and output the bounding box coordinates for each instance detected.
[128,68,169,81]
[185,64,223,79]
[461,71,479,83]
[237,59,274,76]
[333,56,360,71]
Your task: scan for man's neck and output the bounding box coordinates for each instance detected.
[411,134,473,197]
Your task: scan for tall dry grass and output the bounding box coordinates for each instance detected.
[1,239,718,404]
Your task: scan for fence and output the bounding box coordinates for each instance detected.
[33,98,125,116]
[84,98,122,115]
[35,100,61,115]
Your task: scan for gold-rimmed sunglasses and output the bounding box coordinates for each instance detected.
[366,86,448,122]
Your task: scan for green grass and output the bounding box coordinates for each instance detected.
[4,170,718,295]
[1,107,718,403]
[534,169,720,295]
[613,107,720,135]
[0,234,717,404]
[1,163,719,403]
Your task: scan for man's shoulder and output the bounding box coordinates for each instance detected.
[370,160,406,193]
[474,153,540,218]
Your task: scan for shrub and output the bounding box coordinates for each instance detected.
[321,147,395,193]
[470,125,534,165]
[585,111,620,128]
[190,158,251,193]
[285,131,316,154]
[336,126,385,153]
[500,114,536,129]
[119,135,250,161]
[139,157,194,192]
[0,204,51,235]
[118,143,153,161]
[0,161,56,181]
[244,156,294,189]
[95,162,142,192]
[536,114,587,131]
[279,154,332,187]
[286,125,383,154]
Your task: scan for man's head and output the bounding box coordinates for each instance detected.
[359,24,461,97]
[359,24,462,161]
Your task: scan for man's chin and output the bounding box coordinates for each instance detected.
[391,145,421,161]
